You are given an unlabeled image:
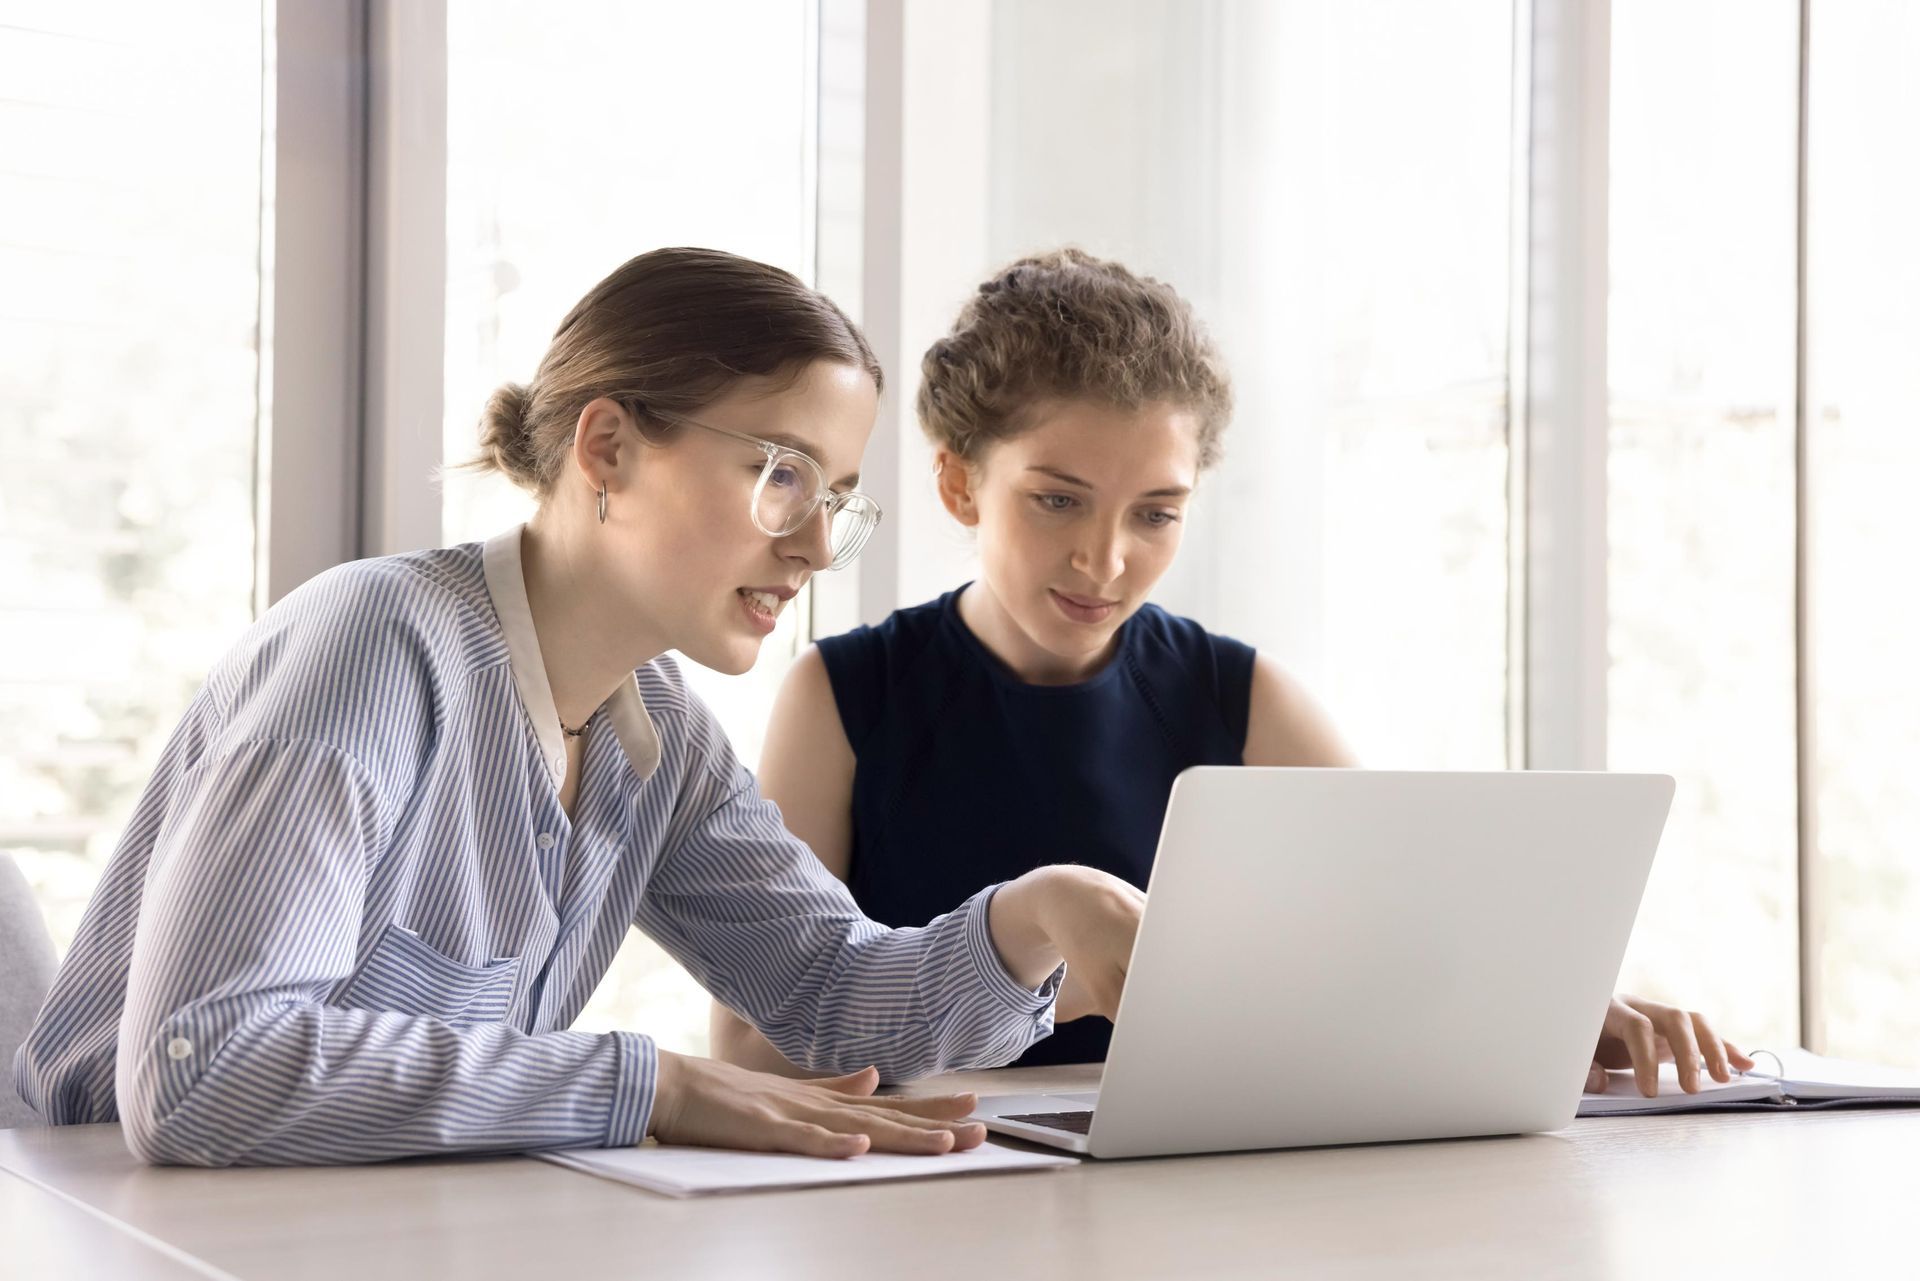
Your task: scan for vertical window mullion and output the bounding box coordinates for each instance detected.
[361,0,447,559]
[1520,0,1612,774]
[1793,0,1820,1053]
[264,0,367,607]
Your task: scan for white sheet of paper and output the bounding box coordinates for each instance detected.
[1578,1063,1781,1114]
[536,1138,1078,1198]
[1768,1047,1920,1098]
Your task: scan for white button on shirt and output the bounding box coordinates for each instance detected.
[14,526,1060,1167]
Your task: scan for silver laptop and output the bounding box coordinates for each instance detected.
[974,767,1672,1158]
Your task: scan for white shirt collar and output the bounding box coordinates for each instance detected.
[482,525,662,786]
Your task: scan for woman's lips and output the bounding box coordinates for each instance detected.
[737,588,781,635]
[1049,588,1119,625]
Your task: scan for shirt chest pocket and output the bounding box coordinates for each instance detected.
[335,923,522,1026]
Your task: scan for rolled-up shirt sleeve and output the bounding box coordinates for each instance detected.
[634,754,1061,1082]
[116,737,654,1166]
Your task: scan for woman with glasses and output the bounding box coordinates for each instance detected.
[711,248,1754,1099]
[14,247,1144,1166]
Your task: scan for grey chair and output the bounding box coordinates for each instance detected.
[1,853,59,1128]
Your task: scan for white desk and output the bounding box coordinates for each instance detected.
[3,1063,1915,1280]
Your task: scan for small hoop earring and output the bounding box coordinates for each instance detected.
[597,483,608,525]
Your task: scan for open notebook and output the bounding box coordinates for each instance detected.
[1578,1047,1920,1116]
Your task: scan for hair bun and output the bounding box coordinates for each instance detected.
[477,382,538,485]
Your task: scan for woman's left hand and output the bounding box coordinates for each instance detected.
[1586,993,1755,1097]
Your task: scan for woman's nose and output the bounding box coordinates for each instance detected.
[784,501,834,569]
[1071,526,1126,584]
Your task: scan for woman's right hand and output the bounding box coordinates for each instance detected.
[648,1053,987,1158]
[989,864,1146,1021]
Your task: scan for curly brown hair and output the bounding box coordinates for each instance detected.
[916,248,1232,468]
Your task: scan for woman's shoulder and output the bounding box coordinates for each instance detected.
[217,547,494,711]
[1124,601,1258,728]
[186,546,496,785]
[1126,600,1254,666]
[808,589,960,751]
[815,590,950,660]
[266,544,488,635]
[813,589,954,686]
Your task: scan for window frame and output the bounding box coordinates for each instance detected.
[299,0,1834,1051]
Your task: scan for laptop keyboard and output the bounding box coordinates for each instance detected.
[1003,1109,1095,1135]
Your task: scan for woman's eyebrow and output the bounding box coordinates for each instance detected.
[1025,464,1093,488]
[763,433,860,489]
[1026,464,1191,499]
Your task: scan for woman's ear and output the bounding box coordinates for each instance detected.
[933,448,983,527]
[573,397,630,492]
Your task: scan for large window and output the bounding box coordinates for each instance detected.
[1606,0,1802,1047]
[1228,0,1514,773]
[1805,0,1920,1063]
[0,3,267,950]
[442,0,820,1055]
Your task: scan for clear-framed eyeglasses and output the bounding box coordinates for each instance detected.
[640,407,883,571]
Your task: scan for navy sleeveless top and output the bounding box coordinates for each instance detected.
[817,586,1257,1066]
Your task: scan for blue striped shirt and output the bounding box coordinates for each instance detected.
[13,528,1059,1166]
